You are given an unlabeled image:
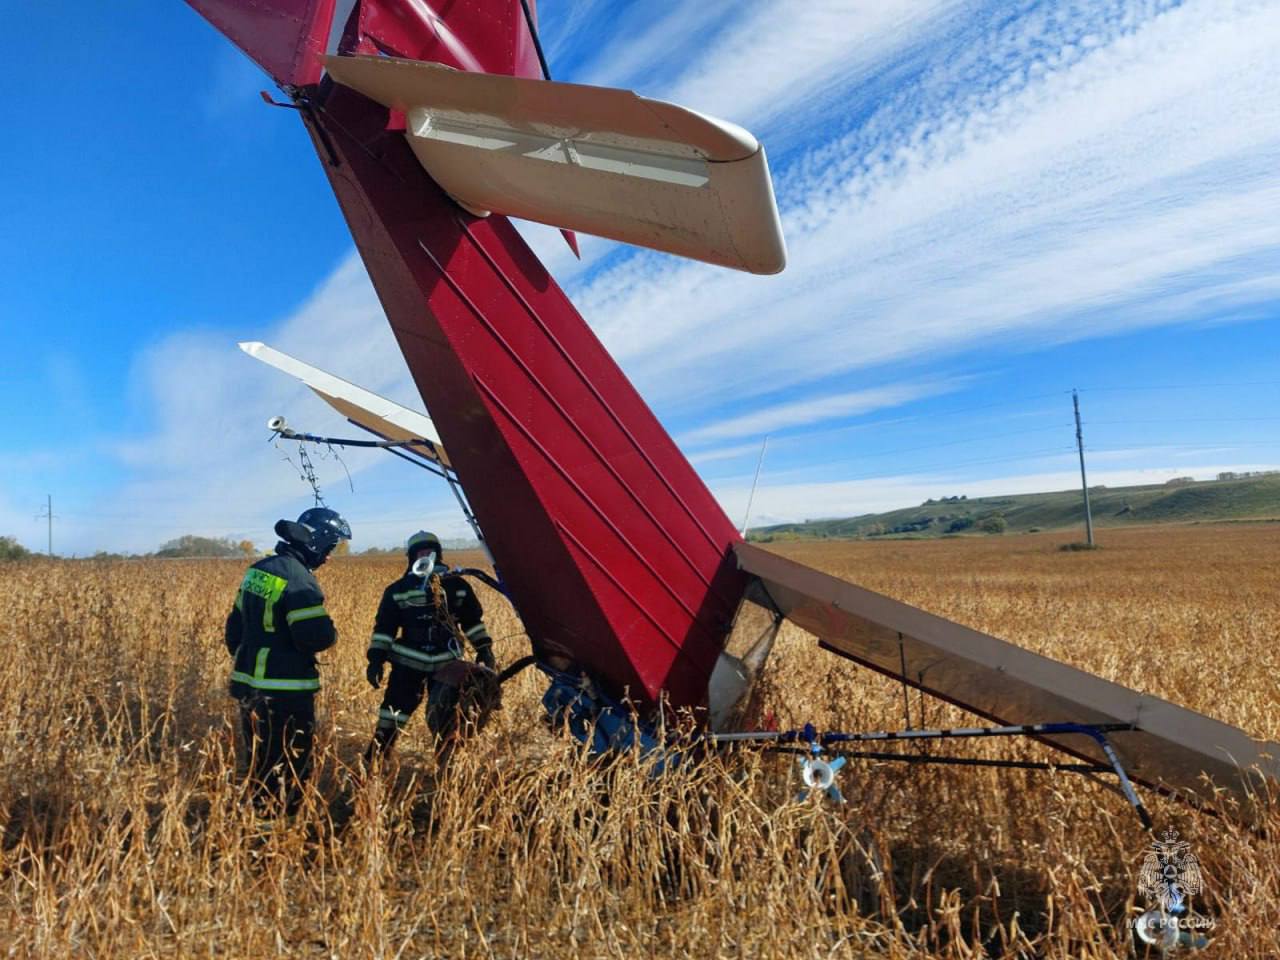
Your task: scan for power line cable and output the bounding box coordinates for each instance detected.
[1086,417,1280,425]
[1076,379,1280,393]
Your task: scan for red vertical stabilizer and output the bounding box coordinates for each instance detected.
[306,79,746,707]
[186,0,746,708]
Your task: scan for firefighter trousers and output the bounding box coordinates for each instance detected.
[237,691,315,815]
[368,662,460,756]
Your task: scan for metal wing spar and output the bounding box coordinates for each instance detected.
[238,341,450,469]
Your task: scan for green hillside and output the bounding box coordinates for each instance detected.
[751,472,1280,541]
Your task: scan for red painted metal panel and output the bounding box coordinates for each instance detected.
[185,0,336,85]
[186,0,748,707]
[185,0,544,85]
[355,0,543,79]
[305,79,746,706]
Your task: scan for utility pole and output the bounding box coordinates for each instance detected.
[35,494,55,557]
[1072,390,1094,547]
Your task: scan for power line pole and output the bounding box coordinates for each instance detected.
[35,494,55,557]
[1072,390,1094,547]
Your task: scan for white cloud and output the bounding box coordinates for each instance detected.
[67,0,1280,553]
[92,253,467,554]
[680,379,962,445]
[686,441,771,466]
[201,46,268,121]
[552,0,1280,418]
[658,0,959,134]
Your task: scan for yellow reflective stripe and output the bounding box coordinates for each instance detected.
[368,633,394,651]
[389,644,457,666]
[391,644,457,661]
[230,671,320,692]
[240,569,288,633]
[230,646,319,691]
[286,605,327,625]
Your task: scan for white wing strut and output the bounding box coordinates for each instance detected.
[238,340,450,469]
[240,340,501,565]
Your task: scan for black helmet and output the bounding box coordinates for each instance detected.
[275,507,351,568]
[406,530,443,564]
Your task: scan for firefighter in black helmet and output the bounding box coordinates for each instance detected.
[225,506,351,814]
[364,530,496,759]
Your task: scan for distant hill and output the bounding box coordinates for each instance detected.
[750,472,1280,541]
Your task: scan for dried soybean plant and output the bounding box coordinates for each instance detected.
[0,526,1276,957]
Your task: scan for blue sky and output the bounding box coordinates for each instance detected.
[2,0,1278,554]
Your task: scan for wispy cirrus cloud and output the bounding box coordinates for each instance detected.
[53,0,1279,552]
[543,0,1280,424]
[680,380,963,445]
[95,254,441,552]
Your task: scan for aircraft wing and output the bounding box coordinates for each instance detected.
[238,341,450,468]
[323,55,786,275]
[736,541,1280,816]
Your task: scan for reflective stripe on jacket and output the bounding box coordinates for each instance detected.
[225,542,336,696]
[366,565,491,673]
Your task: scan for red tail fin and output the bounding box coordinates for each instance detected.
[185,0,336,86]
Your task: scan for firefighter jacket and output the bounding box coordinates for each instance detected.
[225,542,337,697]
[367,564,492,672]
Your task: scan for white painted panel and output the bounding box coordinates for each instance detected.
[324,54,787,275]
[238,341,449,468]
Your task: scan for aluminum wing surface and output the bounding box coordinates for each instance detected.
[238,341,450,469]
[735,542,1280,817]
[323,55,787,275]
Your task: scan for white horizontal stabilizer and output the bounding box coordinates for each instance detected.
[238,341,450,468]
[323,55,787,275]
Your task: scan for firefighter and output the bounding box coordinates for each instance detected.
[224,506,351,814]
[364,531,496,760]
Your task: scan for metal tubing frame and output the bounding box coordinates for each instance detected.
[710,720,1152,828]
[272,421,508,591]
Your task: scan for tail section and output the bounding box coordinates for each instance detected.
[185,0,337,86]
[184,1,545,86]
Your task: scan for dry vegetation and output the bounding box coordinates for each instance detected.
[0,524,1277,957]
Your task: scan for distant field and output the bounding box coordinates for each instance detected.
[0,525,1276,957]
[755,472,1280,540]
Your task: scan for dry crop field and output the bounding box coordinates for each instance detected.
[0,523,1276,958]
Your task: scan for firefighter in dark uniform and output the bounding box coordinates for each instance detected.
[365,531,496,758]
[225,507,351,813]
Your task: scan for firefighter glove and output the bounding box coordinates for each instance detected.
[366,660,384,689]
